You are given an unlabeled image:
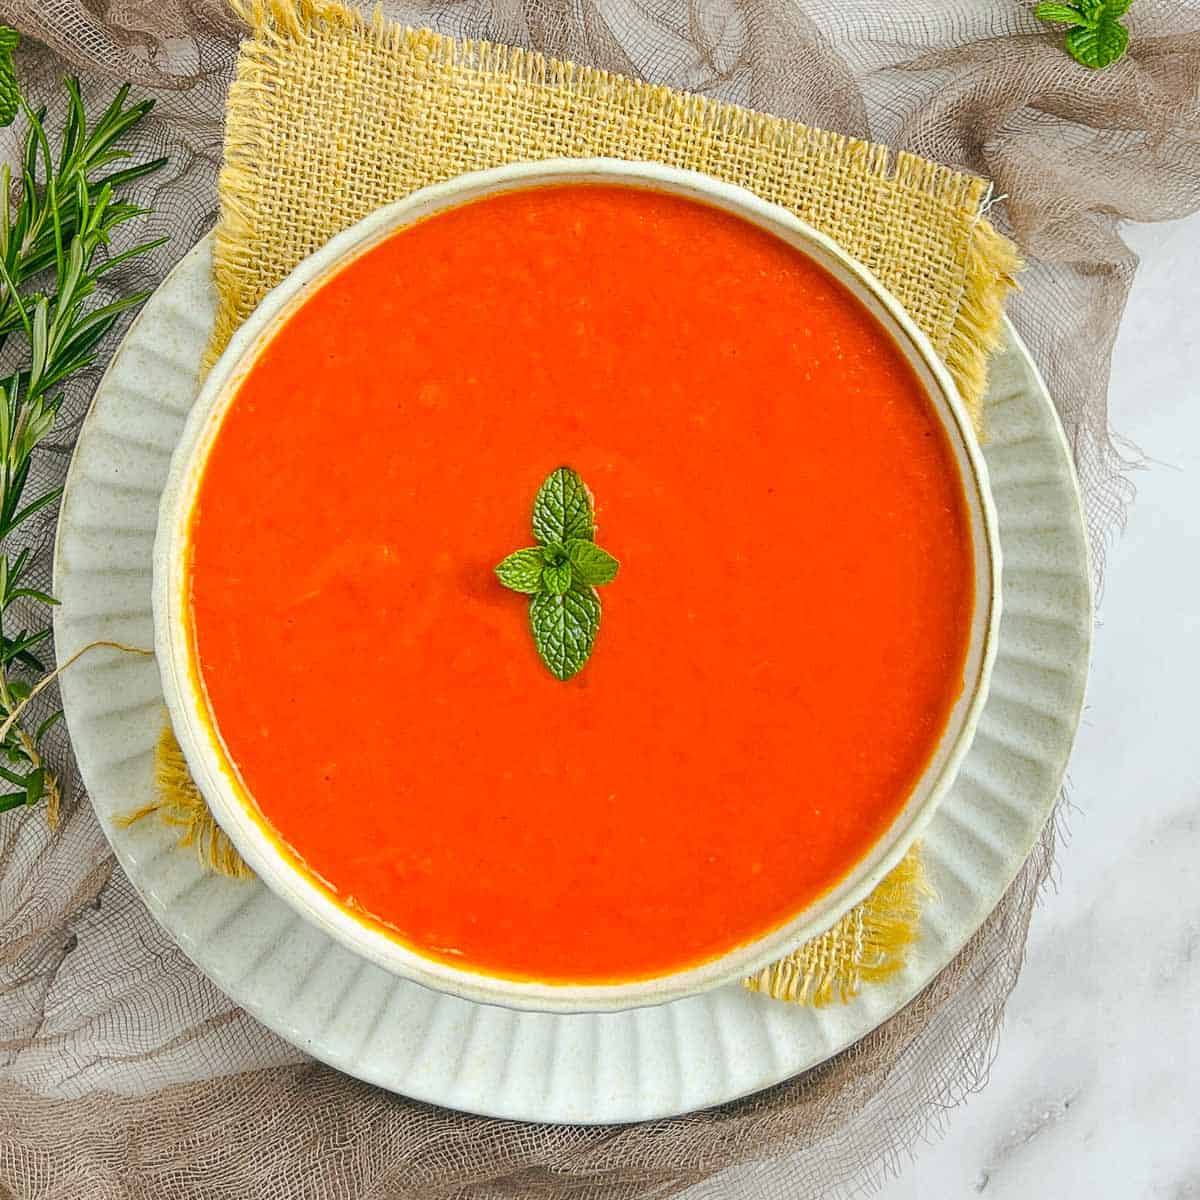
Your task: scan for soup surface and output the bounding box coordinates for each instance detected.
[188,183,975,983]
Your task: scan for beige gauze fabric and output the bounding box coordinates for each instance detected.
[0,2,1197,1198]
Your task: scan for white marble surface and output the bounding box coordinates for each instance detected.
[871,215,1200,1197]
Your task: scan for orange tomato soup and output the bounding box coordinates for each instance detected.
[188,184,974,983]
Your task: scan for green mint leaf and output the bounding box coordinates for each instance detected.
[542,561,573,594]
[530,585,601,680]
[532,467,594,545]
[1066,18,1128,66]
[1076,0,1105,21]
[1033,2,1084,22]
[495,547,545,594]
[1034,2,1085,23]
[0,28,19,53]
[1102,0,1132,17]
[565,538,620,586]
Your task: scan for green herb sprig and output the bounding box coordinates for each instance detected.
[0,32,167,817]
[495,467,620,680]
[1035,0,1132,69]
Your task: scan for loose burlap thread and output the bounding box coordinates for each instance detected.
[135,0,1018,1007]
[1,2,1198,1198]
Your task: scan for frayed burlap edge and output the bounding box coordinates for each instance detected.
[120,724,253,881]
[744,846,930,1004]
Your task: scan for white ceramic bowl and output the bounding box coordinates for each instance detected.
[154,158,1002,1014]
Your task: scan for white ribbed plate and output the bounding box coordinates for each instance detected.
[54,237,1091,1124]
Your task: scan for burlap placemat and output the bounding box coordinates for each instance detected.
[210,2,1017,424]
[138,0,1018,1007]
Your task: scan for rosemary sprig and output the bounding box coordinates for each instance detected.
[0,31,167,817]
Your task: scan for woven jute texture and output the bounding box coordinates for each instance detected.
[145,0,1020,1007]
[209,1,1018,428]
[1,1,1198,1197]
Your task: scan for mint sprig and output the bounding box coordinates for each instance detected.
[495,467,620,680]
[1035,0,1131,69]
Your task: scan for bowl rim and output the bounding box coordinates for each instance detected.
[153,157,1003,1014]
